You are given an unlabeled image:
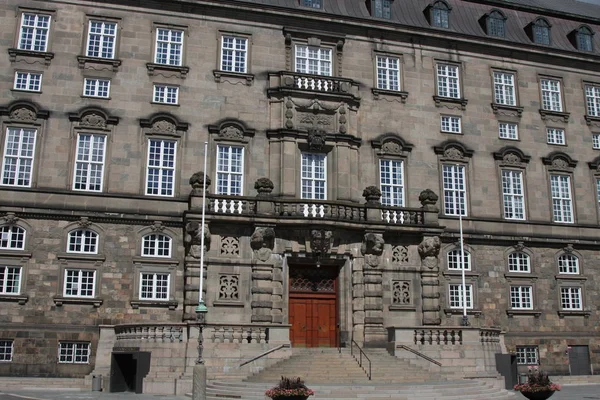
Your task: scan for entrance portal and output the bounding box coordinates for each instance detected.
[568,346,591,375]
[110,351,151,393]
[289,264,338,347]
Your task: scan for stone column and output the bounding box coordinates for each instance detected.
[183,222,211,321]
[418,236,442,325]
[250,227,276,323]
[361,232,386,346]
[352,256,365,346]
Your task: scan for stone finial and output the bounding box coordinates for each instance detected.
[419,189,439,207]
[254,177,274,196]
[362,186,382,205]
[189,172,211,195]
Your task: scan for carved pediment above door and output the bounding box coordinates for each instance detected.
[282,97,352,135]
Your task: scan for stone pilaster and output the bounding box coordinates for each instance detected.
[183,259,207,321]
[251,264,274,323]
[352,257,365,345]
[360,231,386,346]
[418,236,442,325]
[271,256,284,323]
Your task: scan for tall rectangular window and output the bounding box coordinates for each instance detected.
[140,273,169,300]
[493,72,516,106]
[550,174,573,223]
[73,134,106,192]
[499,122,518,140]
[295,45,331,76]
[379,159,404,206]
[510,285,533,309]
[146,140,176,197]
[516,347,539,365]
[540,78,563,112]
[83,78,110,98]
[442,164,466,216]
[1,128,37,187]
[153,85,179,104]
[0,266,22,294]
[449,283,472,309]
[301,153,326,200]
[155,28,183,66]
[560,287,582,310]
[86,21,117,59]
[585,85,600,117]
[376,55,400,91]
[547,128,565,145]
[220,36,248,73]
[502,170,525,220]
[18,13,51,52]
[58,342,90,364]
[216,145,244,196]
[64,269,95,297]
[0,340,13,362]
[14,72,42,91]
[436,64,460,98]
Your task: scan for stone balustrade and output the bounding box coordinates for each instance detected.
[413,328,463,345]
[269,71,361,100]
[114,324,186,343]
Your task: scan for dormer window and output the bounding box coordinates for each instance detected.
[483,10,506,38]
[530,18,551,45]
[428,1,451,29]
[571,26,594,52]
[367,0,392,19]
[301,0,322,8]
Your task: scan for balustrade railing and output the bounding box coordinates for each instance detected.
[272,71,358,95]
[414,328,463,345]
[480,328,501,343]
[115,324,184,343]
[209,325,268,344]
[381,208,423,225]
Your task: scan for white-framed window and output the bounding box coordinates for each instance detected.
[155,28,183,66]
[63,269,95,297]
[546,128,565,145]
[58,342,90,364]
[560,287,582,310]
[140,272,170,300]
[379,159,404,206]
[442,164,466,216]
[301,153,326,200]
[376,55,400,91]
[83,78,110,98]
[220,36,248,73]
[0,340,13,362]
[441,115,461,133]
[146,140,176,197]
[550,174,573,223]
[498,122,518,140]
[67,229,98,254]
[0,226,25,250]
[142,234,172,258]
[449,283,472,309]
[153,85,179,104]
[540,78,563,112]
[516,346,539,365]
[295,45,331,76]
[73,134,106,192]
[14,71,42,91]
[502,170,525,220]
[86,20,117,59]
[593,134,600,149]
[1,127,37,187]
[216,145,244,196]
[436,63,460,99]
[301,0,322,8]
[585,85,600,117]
[0,266,22,294]
[558,254,579,274]
[508,252,530,273]
[510,285,533,309]
[18,13,51,52]
[447,249,471,271]
[493,71,516,106]
[597,178,600,212]
[369,0,392,19]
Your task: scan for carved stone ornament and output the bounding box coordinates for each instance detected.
[513,241,525,252]
[250,227,275,262]
[10,107,36,122]
[392,246,409,264]
[419,189,439,207]
[254,177,274,196]
[564,244,574,254]
[361,232,384,257]
[503,152,521,165]
[151,119,176,134]
[1,212,19,225]
[444,147,464,160]
[150,221,165,232]
[552,158,569,170]
[382,141,402,155]
[362,186,382,204]
[219,125,244,141]
[310,229,332,255]
[297,112,334,129]
[80,113,107,128]
[185,221,211,259]
[307,128,327,151]
[77,217,92,228]
[189,172,211,194]
[364,254,380,267]
[418,236,441,259]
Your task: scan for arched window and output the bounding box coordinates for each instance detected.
[532,18,550,45]
[576,26,594,52]
[430,1,450,29]
[486,10,506,38]
[447,249,470,270]
[67,229,98,254]
[508,252,530,273]
[0,225,25,250]
[142,234,172,258]
[558,254,579,274]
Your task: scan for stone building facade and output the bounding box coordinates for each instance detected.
[1,0,600,392]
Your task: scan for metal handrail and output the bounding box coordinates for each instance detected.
[350,339,372,380]
[396,344,442,366]
[239,343,290,367]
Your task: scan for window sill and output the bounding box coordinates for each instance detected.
[585,115,600,127]
[131,300,178,310]
[81,95,111,101]
[0,294,29,305]
[555,274,586,281]
[389,304,417,311]
[443,271,480,278]
[507,309,542,318]
[213,70,254,86]
[213,301,245,307]
[11,89,42,94]
[491,103,523,118]
[372,88,409,103]
[539,109,570,123]
[57,253,106,262]
[54,296,103,308]
[504,273,538,282]
[433,95,468,110]
[444,308,482,318]
[558,310,591,318]
[77,55,122,72]
[8,48,54,66]
[151,101,180,107]
[0,250,32,258]
[146,63,189,79]
[132,256,179,265]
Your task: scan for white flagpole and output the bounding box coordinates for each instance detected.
[459,207,469,326]
[197,141,208,311]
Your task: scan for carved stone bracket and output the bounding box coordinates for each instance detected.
[491,103,524,118]
[250,227,276,262]
[361,232,384,268]
[539,109,570,123]
[419,236,442,326]
[433,96,468,110]
[185,221,211,259]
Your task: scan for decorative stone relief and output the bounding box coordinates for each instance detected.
[10,107,36,122]
[218,275,240,300]
[307,128,327,151]
[444,147,464,160]
[250,227,275,262]
[150,119,176,134]
[77,217,92,228]
[418,236,441,269]
[310,229,332,255]
[361,232,384,268]
[220,236,240,256]
[1,212,19,225]
[219,125,244,141]
[297,112,334,129]
[80,113,107,129]
[382,141,402,154]
[392,281,411,305]
[184,221,210,259]
[150,221,165,232]
[392,246,409,264]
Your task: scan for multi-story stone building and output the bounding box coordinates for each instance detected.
[1,0,599,393]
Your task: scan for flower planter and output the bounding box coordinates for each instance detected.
[519,390,556,400]
[271,397,309,400]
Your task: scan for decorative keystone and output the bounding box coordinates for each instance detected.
[254,177,274,196]
[362,186,382,205]
[419,189,439,207]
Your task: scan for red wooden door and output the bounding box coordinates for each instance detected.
[289,296,337,347]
